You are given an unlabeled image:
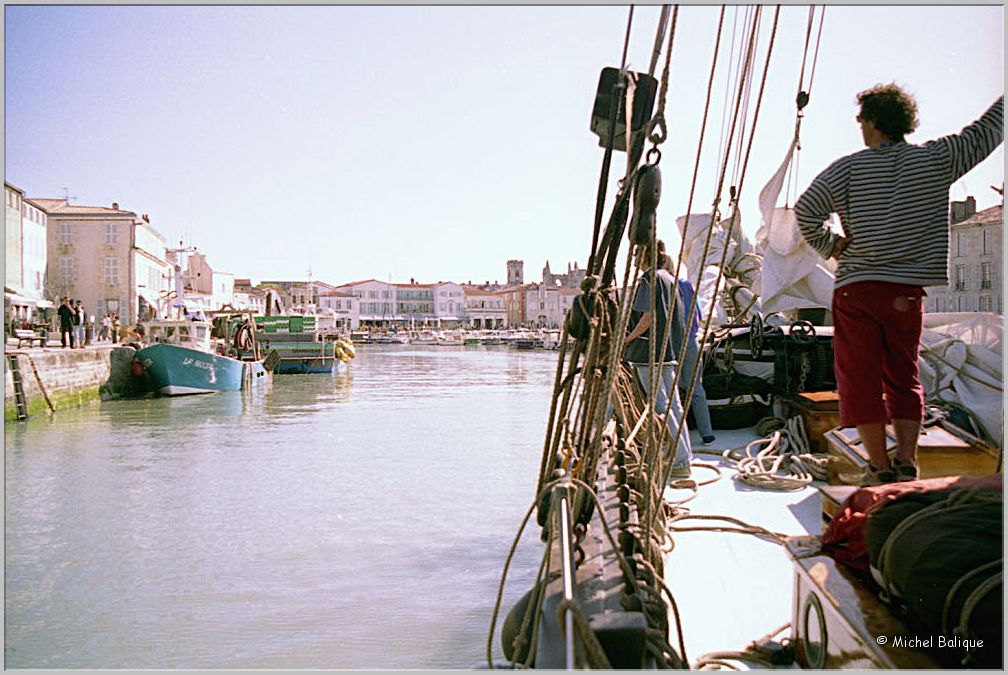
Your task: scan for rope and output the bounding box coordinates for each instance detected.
[693,622,792,670]
[555,598,613,668]
[720,415,829,491]
[586,6,636,273]
[645,4,679,149]
[941,558,1002,637]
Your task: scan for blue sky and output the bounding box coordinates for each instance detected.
[5,4,1004,286]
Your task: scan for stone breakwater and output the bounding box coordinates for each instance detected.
[4,346,142,422]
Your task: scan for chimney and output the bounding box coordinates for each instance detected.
[112,202,119,210]
[965,195,976,218]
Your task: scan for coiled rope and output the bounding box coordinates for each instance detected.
[719,415,829,490]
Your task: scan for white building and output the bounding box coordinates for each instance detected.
[232,279,266,314]
[925,197,1003,314]
[318,289,360,330]
[4,182,52,324]
[333,279,398,327]
[433,282,466,327]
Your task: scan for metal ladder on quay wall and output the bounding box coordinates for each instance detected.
[6,352,56,421]
[7,354,28,421]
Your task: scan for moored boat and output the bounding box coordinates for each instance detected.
[134,315,271,395]
[255,314,354,374]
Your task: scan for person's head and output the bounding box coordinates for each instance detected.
[856,83,918,146]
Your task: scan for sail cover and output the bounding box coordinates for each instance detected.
[754,135,838,313]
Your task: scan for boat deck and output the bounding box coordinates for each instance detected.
[663,426,822,668]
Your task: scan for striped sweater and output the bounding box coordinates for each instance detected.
[795,96,1003,289]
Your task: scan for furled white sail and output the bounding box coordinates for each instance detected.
[754,135,838,313]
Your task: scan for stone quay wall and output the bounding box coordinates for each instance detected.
[4,345,141,422]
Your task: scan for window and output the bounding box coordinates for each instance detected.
[59,257,74,285]
[957,295,967,312]
[106,222,118,244]
[104,257,118,285]
[979,295,993,312]
[982,228,991,254]
[955,232,965,256]
[980,262,993,290]
[954,265,966,291]
[60,222,72,245]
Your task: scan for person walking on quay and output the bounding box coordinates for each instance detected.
[58,297,76,348]
[622,242,694,479]
[796,85,1003,486]
[74,300,86,348]
[100,313,111,342]
[111,314,121,344]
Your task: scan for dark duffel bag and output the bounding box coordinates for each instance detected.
[868,487,1002,669]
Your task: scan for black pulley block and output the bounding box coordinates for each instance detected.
[628,163,661,247]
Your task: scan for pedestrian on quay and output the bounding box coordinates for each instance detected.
[657,241,716,447]
[622,241,694,479]
[58,297,76,348]
[112,314,121,344]
[100,313,111,342]
[796,85,1003,486]
[74,300,86,348]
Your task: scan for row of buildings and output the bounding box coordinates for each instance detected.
[4,181,589,331]
[5,181,1001,333]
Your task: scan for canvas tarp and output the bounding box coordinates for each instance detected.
[919,312,1003,445]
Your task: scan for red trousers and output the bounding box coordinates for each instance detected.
[832,281,925,427]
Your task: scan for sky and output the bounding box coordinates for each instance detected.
[4,4,1004,288]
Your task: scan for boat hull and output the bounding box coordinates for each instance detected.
[135,343,269,395]
[274,357,339,374]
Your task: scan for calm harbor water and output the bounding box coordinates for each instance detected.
[5,345,555,669]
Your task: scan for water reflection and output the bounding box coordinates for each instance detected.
[6,345,555,668]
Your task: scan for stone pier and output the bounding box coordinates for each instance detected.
[4,343,144,422]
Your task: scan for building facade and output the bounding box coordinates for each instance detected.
[333,279,397,327]
[5,183,25,297]
[232,278,266,314]
[925,197,1003,314]
[317,290,360,329]
[461,285,506,329]
[21,198,49,308]
[259,279,325,313]
[395,282,435,327]
[34,198,171,325]
[433,282,466,327]
[4,182,51,324]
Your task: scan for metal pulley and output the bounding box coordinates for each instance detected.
[796,90,810,111]
[749,313,764,360]
[628,163,661,247]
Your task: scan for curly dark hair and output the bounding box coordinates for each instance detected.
[856,83,919,140]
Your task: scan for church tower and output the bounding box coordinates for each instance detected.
[507,259,524,287]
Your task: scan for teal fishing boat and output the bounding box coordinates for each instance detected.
[134,314,272,395]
